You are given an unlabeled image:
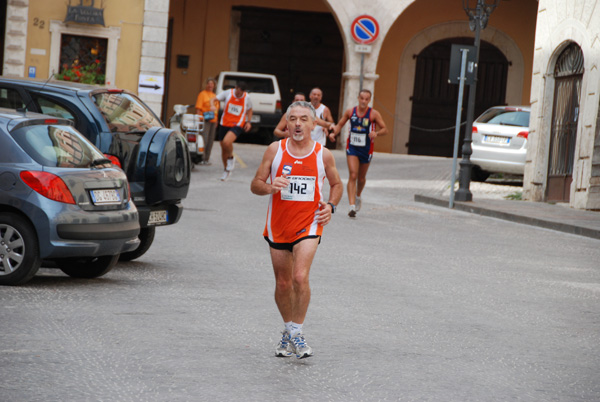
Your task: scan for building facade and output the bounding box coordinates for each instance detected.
[165,0,538,157]
[2,0,168,113]
[5,1,598,210]
[523,0,600,210]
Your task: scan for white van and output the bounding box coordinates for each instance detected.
[216,71,282,143]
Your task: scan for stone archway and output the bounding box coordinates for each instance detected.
[523,22,596,208]
[323,0,416,131]
[393,21,524,154]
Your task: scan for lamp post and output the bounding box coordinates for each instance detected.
[455,0,500,201]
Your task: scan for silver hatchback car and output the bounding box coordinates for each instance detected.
[0,109,140,285]
[470,106,530,182]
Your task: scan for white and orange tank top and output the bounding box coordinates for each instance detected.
[219,89,249,127]
[263,138,326,243]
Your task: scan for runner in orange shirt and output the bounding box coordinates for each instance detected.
[210,82,253,181]
[251,101,342,358]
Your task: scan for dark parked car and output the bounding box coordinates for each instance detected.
[0,77,191,260]
[0,109,140,285]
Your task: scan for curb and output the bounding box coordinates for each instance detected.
[414,194,600,240]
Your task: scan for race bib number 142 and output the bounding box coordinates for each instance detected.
[280,176,316,202]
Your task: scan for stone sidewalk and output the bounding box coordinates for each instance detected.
[415,194,600,240]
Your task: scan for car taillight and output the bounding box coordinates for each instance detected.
[104,154,122,168]
[276,100,282,113]
[517,131,529,140]
[472,126,478,133]
[20,171,76,204]
[187,134,196,143]
[44,119,59,124]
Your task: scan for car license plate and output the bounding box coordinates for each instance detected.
[148,210,168,225]
[483,135,510,145]
[251,115,260,123]
[90,189,121,205]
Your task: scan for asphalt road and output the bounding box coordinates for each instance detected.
[1,143,599,401]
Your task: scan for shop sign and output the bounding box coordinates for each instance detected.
[64,2,105,26]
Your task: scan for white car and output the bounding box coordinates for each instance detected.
[470,106,530,181]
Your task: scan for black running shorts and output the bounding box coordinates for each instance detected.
[264,235,321,252]
[217,125,244,141]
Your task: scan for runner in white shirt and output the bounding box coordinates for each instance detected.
[274,92,334,140]
[309,87,334,145]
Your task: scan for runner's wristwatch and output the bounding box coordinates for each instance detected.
[327,202,336,214]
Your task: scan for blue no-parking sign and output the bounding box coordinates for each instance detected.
[351,15,379,45]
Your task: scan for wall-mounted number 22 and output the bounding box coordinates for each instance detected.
[33,18,45,29]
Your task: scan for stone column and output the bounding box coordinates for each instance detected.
[340,51,380,145]
[3,0,29,77]
[325,0,409,147]
[139,0,169,117]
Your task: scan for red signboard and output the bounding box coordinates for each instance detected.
[351,15,379,45]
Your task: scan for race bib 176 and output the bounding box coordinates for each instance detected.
[227,103,242,116]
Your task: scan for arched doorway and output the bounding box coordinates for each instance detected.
[407,38,508,157]
[546,43,584,202]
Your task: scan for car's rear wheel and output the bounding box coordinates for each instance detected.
[119,226,155,262]
[57,254,119,278]
[471,165,490,182]
[0,213,41,286]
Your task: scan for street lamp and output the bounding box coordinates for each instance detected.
[455,0,500,201]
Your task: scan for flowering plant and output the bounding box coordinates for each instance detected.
[55,59,105,85]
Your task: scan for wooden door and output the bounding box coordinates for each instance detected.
[408,38,508,157]
[547,43,584,202]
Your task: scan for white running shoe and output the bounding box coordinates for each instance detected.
[290,332,313,359]
[220,170,231,181]
[275,331,293,357]
[355,196,362,212]
[226,157,235,172]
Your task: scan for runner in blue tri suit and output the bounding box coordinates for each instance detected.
[346,105,374,163]
[330,89,387,217]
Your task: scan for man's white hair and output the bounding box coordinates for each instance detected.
[286,101,316,120]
